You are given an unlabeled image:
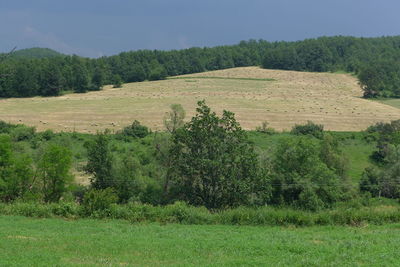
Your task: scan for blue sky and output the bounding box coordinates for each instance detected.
[1,0,399,57]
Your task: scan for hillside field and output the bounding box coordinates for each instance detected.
[0,67,399,133]
[376,98,400,109]
[1,216,400,266]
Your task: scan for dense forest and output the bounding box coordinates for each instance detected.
[1,35,400,98]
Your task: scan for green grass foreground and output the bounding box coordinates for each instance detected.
[1,216,400,266]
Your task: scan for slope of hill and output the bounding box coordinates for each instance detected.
[377,98,400,109]
[0,67,398,132]
[8,47,63,59]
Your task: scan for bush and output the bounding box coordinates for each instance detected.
[270,136,350,210]
[50,201,80,218]
[40,129,56,141]
[0,121,17,134]
[82,188,118,216]
[71,184,88,203]
[1,201,400,226]
[9,125,36,141]
[360,146,400,199]
[291,121,324,139]
[4,202,52,218]
[161,201,212,224]
[256,121,276,135]
[121,120,150,138]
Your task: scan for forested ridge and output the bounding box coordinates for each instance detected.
[1,35,400,98]
[6,47,64,59]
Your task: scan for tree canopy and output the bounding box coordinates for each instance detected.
[2,36,400,98]
[169,101,260,209]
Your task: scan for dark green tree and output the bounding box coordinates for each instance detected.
[38,144,73,202]
[271,136,349,210]
[72,60,90,93]
[0,134,15,201]
[92,66,106,90]
[127,64,146,82]
[85,133,114,189]
[170,100,260,209]
[39,61,64,96]
[112,74,123,88]
[113,154,147,203]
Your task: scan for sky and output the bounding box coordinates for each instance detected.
[1,0,399,58]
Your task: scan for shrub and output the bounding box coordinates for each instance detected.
[50,202,80,218]
[82,188,118,216]
[121,120,149,138]
[71,184,88,203]
[270,136,350,210]
[0,121,17,134]
[0,135,36,202]
[9,125,36,141]
[5,202,52,218]
[1,201,400,226]
[256,121,276,135]
[40,129,56,141]
[161,201,212,224]
[291,121,324,139]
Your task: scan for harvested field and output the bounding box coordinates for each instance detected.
[0,67,399,132]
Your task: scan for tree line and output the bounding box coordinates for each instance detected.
[261,36,400,98]
[1,35,400,98]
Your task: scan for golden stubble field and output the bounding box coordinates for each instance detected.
[0,67,399,132]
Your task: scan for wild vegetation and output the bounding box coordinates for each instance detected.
[1,36,400,98]
[0,101,399,221]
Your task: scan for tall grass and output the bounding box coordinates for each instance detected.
[1,200,400,226]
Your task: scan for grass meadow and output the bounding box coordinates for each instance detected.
[1,215,400,266]
[377,98,400,109]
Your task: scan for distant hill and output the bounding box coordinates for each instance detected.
[8,47,64,59]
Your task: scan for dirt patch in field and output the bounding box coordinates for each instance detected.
[0,67,398,132]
